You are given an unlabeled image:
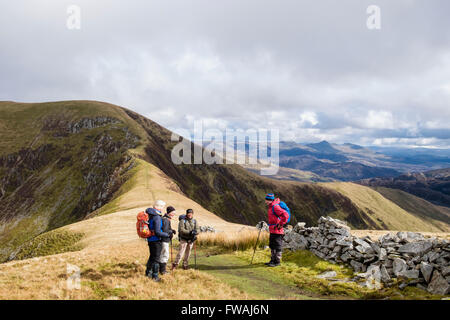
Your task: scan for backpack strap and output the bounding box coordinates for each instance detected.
[272,204,281,218]
[183,218,197,230]
[149,214,164,232]
[269,204,288,226]
[267,205,280,226]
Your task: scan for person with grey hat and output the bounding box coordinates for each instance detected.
[172,208,200,270]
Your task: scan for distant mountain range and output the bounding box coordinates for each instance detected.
[278,140,450,181]
[201,138,450,182]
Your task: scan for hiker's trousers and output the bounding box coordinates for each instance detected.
[146,240,162,278]
[269,233,283,264]
[174,239,194,267]
[158,242,170,264]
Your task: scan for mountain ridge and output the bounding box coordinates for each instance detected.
[1,100,448,263]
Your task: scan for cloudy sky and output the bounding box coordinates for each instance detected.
[1,0,449,148]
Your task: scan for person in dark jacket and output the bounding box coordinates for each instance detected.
[145,200,170,282]
[158,206,177,274]
[265,193,289,267]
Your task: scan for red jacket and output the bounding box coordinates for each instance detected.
[267,198,289,234]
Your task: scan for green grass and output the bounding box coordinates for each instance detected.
[196,252,314,299]
[373,187,450,231]
[196,245,447,300]
[246,249,448,299]
[13,230,84,261]
[233,249,368,299]
[82,280,127,300]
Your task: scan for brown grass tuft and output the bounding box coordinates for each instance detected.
[197,230,269,251]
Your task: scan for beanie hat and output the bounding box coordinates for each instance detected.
[265,193,275,201]
[186,208,194,214]
[166,206,176,214]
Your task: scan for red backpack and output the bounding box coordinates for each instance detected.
[136,211,155,238]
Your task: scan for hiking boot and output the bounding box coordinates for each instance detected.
[160,263,167,275]
[171,263,178,271]
[152,277,161,282]
[182,265,189,270]
[264,260,274,266]
[267,262,280,267]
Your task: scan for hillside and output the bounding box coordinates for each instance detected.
[357,169,450,207]
[1,100,449,263]
[370,187,450,226]
[0,101,146,262]
[321,182,449,232]
[244,165,335,183]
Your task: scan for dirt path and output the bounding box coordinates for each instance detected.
[194,251,318,300]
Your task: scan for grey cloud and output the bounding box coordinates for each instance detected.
[0,0,449,147]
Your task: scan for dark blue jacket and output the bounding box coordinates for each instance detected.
[146,208,170,242]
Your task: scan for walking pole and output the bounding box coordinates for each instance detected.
[170,240,173,264]
[194,241,197,269]
[250,226,262,265]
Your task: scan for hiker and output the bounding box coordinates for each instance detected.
[158,206,177,275]
[265,193,290,267]
[172,208,200,270]
[145,200,171,282]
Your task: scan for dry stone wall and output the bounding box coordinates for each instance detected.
[280,216,450,295]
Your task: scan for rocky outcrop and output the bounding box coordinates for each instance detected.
[199,226,216,233]
[283,216,450,295]
[69,117,121,134]
[43,115,122,136]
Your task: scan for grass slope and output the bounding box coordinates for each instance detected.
[321,182,449,232]
[373,187,450,228]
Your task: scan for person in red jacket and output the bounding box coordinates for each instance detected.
[265,193,289,267]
